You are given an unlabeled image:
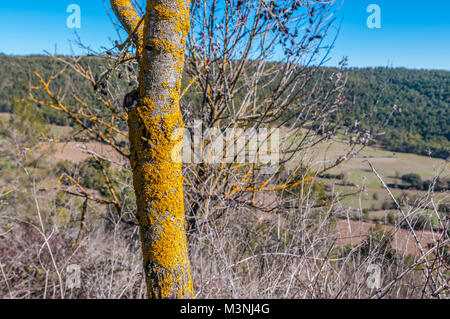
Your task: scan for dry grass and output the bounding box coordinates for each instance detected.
[1,161,448,299]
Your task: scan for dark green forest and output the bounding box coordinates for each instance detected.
[342,67,449,159]
[0,54,448,158]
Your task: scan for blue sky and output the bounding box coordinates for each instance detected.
[1,0,449,70]
[328,1,450,70]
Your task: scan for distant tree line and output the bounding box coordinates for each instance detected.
[399,173,448,192]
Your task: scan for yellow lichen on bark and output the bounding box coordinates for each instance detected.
[110,0,144,50]
[128,101,192,298]
[123,0,193,299]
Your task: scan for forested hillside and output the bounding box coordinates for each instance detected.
[0,54,115,127]
[1,54,448,158]
[342,67,449,159]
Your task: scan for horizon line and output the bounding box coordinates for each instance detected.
[2,53,450,72]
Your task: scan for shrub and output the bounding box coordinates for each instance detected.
[401,173,422,189]
[387,212,396,225]
[381,200,396,210]
[438,203,450,214]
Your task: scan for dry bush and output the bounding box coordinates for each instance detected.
[2,175,448,299]
[1,146,448,299]
[0,181,146,299]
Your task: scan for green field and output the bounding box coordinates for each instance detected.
[309,140,449,225]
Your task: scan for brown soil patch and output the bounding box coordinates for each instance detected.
[45,141,126,166]
[335,219,439,256]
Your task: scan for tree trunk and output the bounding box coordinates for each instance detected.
[111,0,193,299]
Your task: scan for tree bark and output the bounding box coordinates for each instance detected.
[110,0,193,299]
